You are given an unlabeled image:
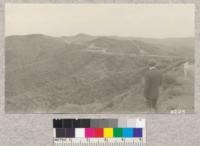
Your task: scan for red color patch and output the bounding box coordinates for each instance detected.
[94,128,103,137]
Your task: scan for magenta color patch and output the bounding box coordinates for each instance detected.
[85,128,95,138]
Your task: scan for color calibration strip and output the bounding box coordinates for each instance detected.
[54,127,142,138]
[53,118,146,146]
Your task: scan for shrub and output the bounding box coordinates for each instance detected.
[166,87,182,97]
[162,73,181,90]
[163,73,177,84]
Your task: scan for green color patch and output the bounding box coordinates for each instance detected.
[113,128,123,137]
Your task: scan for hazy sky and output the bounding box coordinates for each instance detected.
[6,4,194,38]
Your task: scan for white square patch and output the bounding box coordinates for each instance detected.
[75,128,85,138]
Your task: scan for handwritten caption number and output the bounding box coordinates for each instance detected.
[170,109,186,114]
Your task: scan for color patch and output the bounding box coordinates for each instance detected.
[63,119,73,128]
[66,128,75,138]
[98,119,109,127]
[53,119,63,128]
[136,119,145,128]
[56,128,65,138]
[94,128,103,137]
[118,119,127,128]
[134,128,142,137]
[123,128,133,137]
[113,128,123,137]
[85,128,95,138]
[74,119,81,128]
[80,119,90,128]
[107,119,118,127]
[104,128,113,138]
[127,119,136,127]
[75,128,85,138]
[90,119,100,128]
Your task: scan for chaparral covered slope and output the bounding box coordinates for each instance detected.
[5,34,194,113]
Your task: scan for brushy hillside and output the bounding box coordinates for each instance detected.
[5,34,194,113]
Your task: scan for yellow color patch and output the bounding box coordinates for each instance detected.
[103,128,113,138]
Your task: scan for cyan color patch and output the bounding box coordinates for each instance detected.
[122,128,134,137]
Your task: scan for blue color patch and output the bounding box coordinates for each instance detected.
[122,128,134,137]
[134,128,142,137]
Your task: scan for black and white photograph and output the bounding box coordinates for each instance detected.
[5,4,194,113]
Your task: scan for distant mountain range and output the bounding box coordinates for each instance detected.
[6,33,194,57]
